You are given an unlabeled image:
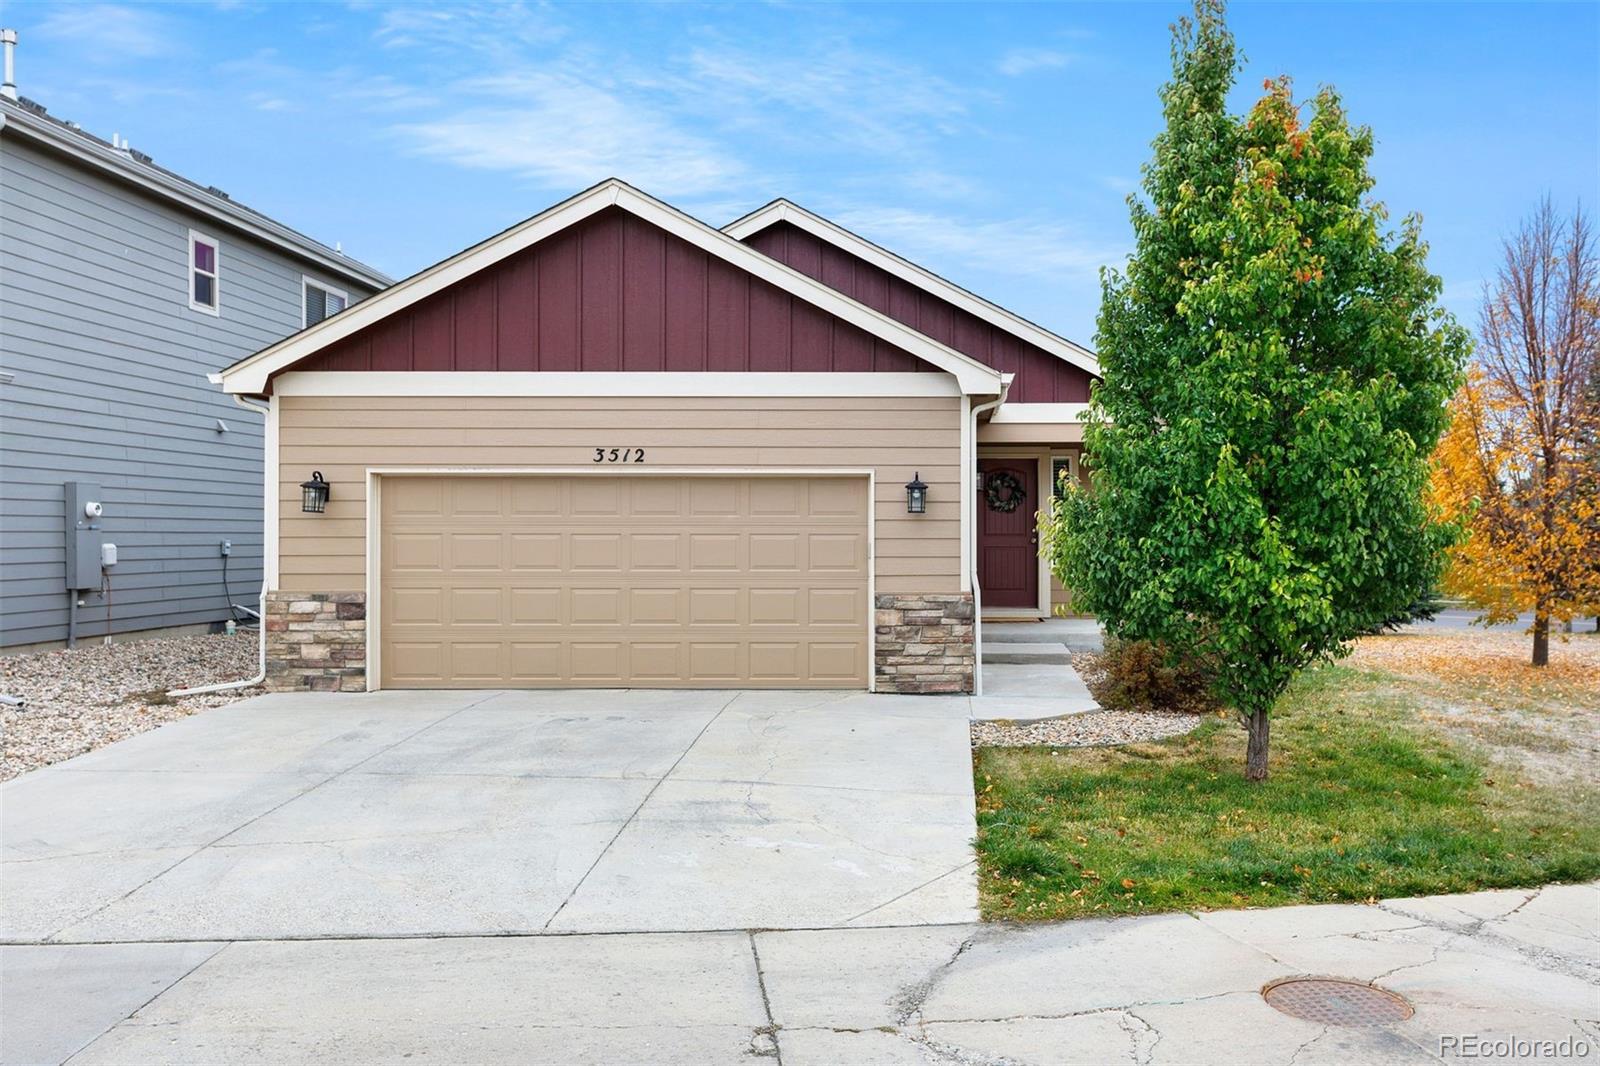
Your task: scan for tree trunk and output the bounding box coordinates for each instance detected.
[1245,709,1271,782]
[1532,611,1550,667]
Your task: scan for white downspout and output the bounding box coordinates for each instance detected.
[169,393,271,697]
[968,374,1013,698]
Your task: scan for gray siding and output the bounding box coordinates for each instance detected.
[0,136,377,647]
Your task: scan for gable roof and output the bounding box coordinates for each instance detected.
[216,179,1005,396]
[0,96,391,291]
[723,199,1100,379]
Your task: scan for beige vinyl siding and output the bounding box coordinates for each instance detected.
[276,394,962,595]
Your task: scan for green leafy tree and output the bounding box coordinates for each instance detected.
[1044,0,1468,780]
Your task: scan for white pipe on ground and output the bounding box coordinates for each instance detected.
[168,394,271,698]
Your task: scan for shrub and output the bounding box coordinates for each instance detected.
[1080,638,1220,716]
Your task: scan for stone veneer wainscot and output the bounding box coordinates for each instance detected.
[265,591,367,692]
[873,592,975,694]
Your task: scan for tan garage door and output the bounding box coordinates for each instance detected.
[378,475,869,688]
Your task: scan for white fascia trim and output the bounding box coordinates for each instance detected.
[987,402,1092,424]
[0,102,390,291]
[725,200,1102,378]
[272,371,962,397]
[219,179,1004,397]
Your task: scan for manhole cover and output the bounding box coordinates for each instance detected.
[1262,977,1414,1027]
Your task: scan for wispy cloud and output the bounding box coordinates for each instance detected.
[36,4,176,60]
[373,3,566,52]
[828,206,1125,283]
[394,72,744,197]
[997,47,1073,77]
[682,41,973,155]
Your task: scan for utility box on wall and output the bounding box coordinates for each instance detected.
[63,481,106,591]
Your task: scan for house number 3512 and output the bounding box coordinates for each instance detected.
[593,447,646,463]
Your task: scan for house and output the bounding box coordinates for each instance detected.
[213,180,1097,695]
[0,53,390,651]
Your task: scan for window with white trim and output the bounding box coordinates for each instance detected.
[188,230,219,314]
[1051,455,1074,499]
[303,277,349,327]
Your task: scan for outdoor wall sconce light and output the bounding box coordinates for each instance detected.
[300,471,330,514]
[905,472,928,515]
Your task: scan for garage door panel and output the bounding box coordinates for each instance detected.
[688,480,739,517]
[629,642,683,680]
[809,588,860,625]
[450,642,505,681]
[449,533,503,570]
[629,480,684,517]
[381,475,868,688]
[809,533,865,572]
[571,588,623,625]
[689,534,741,572]
[749,479,803,516]
[388,642,446,684]
[570,642,625,682]
[510,479,563,515]
[571,479,624,516]
[570,533,623,571]
[387,478,446,517]
[630,588,683,624]
[809,479,861,516]
[449,587,503,625]
[450,478,504,517]
[510,642,561,680]
[630,533,682,571]
[749,588,800,625]
[388,587,445,626]
[688,642,740,681]
[810,642,862,681]
[510,534,562,570]
[749,642,803,681]
[688,588,740,625]
[389,533,444,571]
[749,534,800,572]
[510,587,561,625]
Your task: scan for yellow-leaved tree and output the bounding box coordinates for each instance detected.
[1432,200,1600,665]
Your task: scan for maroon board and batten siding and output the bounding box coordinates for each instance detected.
[287,207,940,382]
[741,221,1093,404]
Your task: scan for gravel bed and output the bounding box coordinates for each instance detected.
[1,632,262,781]
[972,708,1206,749]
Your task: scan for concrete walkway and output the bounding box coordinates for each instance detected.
[1,689,978,943]
[3,883,1593,1064]
[975,619,1103,721]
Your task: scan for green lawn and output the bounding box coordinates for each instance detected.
[974,659,1600,920]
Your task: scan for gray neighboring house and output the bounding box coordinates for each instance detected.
[0,68,390,651]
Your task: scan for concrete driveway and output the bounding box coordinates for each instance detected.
[0,688,978,943]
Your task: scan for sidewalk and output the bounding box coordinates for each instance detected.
[4,882,1593,1064]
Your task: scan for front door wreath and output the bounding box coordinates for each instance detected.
[985,470,1027,513]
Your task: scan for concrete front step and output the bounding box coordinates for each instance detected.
[981,641,1071,665]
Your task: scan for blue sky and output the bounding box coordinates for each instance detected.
[3,1,1596,345]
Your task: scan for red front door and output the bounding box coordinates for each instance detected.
[977,458,1038,609]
